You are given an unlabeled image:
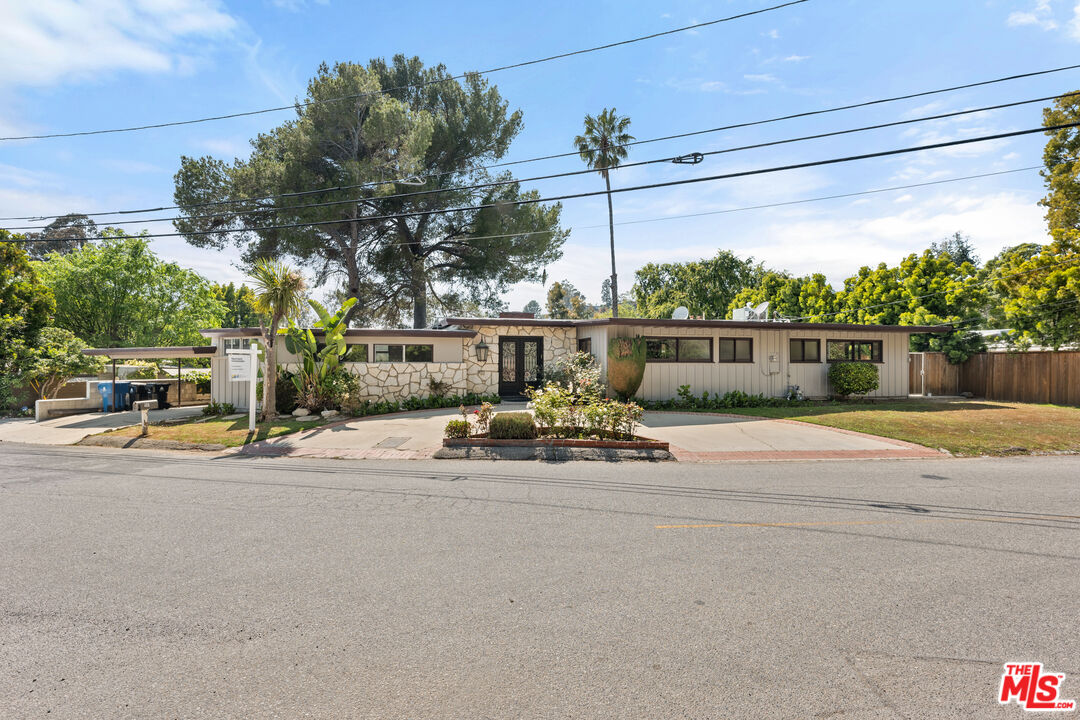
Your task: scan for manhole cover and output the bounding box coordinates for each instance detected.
[375,436,410,448]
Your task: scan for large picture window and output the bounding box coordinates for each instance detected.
[372,344,435,363]
[826,339,882,363]
[717,338,753,363]
[645,337,712,363]
[789,339,820,363]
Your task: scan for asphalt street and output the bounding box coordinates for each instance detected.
[0,443,1077,719]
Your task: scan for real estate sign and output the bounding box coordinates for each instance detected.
[228,352,253,382]
[226,346,259,432]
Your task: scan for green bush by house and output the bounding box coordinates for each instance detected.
[489,412,538,440]
[828,362,879,398]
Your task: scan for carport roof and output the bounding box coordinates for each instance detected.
[83,346,218,359]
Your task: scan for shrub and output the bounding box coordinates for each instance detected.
[126,361,162,379]
[545,351,604,398]
[276,370,299,413]
[202,401,236,416]
[489,412,537,440]
[828,362,879,398]
[607,337,646,400]
[444,419,471,438]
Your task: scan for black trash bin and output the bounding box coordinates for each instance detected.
[152,383,172,410]
[130,383,152,406]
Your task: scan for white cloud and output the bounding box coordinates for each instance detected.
[1007,0,1058,30]
[194,136,251,159]
[763,28,780,39]
[0,0,238,88]
[744,73,779,83]
[1070,1,1080,38]
[783,54,810,62]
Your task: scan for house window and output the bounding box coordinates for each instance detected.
[645,337,712,362]
[343,344,369,362]
[717,338,753,363]
[223,338,251,351]
[373,344,404,362]
[404,344,434,362]
[577,338,592,354]
[826,339,883,363]
[373,344,435,362]
[789,339,821,363]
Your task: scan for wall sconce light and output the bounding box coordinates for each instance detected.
[474,340,490,362]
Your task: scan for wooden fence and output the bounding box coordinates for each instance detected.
[910,351,1080,406]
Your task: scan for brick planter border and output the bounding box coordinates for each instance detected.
[443,437,669,451]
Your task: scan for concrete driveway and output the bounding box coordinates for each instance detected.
[237,404,940,461]
[0,407,205,446]
[639,411,941,461]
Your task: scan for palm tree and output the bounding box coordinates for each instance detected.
[574,108,634,317]
[248,259,306,421]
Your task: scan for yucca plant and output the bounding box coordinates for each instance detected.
[249,259,306,421]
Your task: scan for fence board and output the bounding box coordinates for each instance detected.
[912,351,1080,406]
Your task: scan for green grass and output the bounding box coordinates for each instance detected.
[104,415,328,447]
[666,400,1080,456]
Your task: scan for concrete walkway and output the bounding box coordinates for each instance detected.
[233,404,941,461]
[0,406,205,446]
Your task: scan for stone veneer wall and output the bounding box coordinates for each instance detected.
[342,362,469,403]
[460,324,577,395]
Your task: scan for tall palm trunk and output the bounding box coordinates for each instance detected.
[260,315,281,422]
[605,171,618,318]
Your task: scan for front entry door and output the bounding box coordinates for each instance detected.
[498,337,543,397]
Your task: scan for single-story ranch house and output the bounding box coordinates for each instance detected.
[200,313,945,409]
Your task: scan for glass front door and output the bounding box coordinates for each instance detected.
[498,337,543,397]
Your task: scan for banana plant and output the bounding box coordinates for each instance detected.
[281,297,357,399]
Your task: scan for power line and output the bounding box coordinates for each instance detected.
[0,1,807,142]
[5,62,1079,223]
[3,165,1045,248]
[7,90,1074,232]
[582,166,1043,229]
[5,121,1077,244]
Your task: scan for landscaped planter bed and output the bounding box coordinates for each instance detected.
[443,436,668,450]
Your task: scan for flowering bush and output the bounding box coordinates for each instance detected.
[527,383,644,440]
[544,351,604,399]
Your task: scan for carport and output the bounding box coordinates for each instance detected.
[83,346,217,412]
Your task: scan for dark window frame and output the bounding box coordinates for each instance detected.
[716,337,754,364]
[826,339,884,364]
[371,343,436,363]
[644,336,714,363]
[788,338,821,364]
[577,337,592,354]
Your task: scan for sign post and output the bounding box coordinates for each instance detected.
[227,345,260,432]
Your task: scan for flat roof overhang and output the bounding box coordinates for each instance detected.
[440,317,951,334]
[83,346,219,360]
[200,327,477,339]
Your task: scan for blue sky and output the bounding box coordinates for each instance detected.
[1,0,1077,315]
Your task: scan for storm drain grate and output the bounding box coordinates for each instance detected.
[374,436,410,449]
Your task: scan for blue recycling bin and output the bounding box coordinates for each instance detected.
[97,381,133,412]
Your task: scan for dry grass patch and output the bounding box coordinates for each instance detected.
[103,415,328,447]
[719,400,1080,456]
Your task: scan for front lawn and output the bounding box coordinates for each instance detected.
[103,415,328,447]
[686,400,1080,456]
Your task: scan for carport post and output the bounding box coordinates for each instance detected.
[177,358,182,408]
[111,359,117,413]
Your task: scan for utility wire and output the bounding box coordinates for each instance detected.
[4,121,1077,243]
[6,90,1075,232]
[5,62,1079,222]
[0,1,807,142]
[4,166,1045,247]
